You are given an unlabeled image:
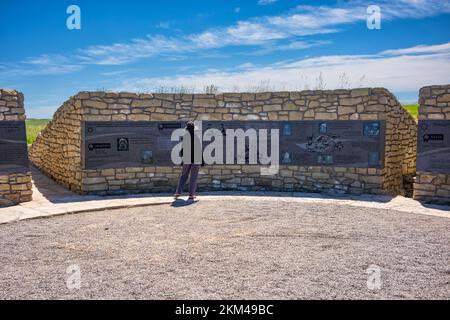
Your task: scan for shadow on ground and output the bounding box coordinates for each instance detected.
[171,199,199,207]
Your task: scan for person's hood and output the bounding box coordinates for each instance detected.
[187,125,200,131]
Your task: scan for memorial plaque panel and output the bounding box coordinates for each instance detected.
[417,120,450,173]
[203,120,385,168]
[83,121,185,169]
[0,121,29,173]
[83,121,385,169]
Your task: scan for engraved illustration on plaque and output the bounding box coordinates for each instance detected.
[281,151,293,164]
[282,123,293,136]
[363,122,380,137]
[141,150,154,164]
[317,154,334,165]
[319,123,328,134]
[117,138,129,151]
[306,135,343,153]
[368,151,380,166]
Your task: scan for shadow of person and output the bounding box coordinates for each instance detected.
[170,199,198,207]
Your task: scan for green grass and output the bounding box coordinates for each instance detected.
[26,119,50,144]
[402,104,419,120]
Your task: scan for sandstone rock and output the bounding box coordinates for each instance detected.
[340,97,362,106]
[437,94,450,103]
[128,114,151,121]
[131,99,162,108]
[338,106,356,115]
[315,112,337,120]
[83,99,108,109]
[193,98,217,107]
[351,88,370,97]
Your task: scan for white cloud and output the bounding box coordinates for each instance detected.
[4,0,450,72]
[237,62,256,69]
[100,69,132,76]
[252,40,332,55]
[258,0,278,5]
[382,42,450,55]
[45,0,449,66]
[78,35,187,65]
[115,42,450,93]
[156,21,171,29]
[0,54,82,78]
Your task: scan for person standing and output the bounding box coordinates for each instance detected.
[174,121,203,200]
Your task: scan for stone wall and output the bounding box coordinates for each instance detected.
[414,85,450,204]
[0,89,32,206]
[30,88,416,196]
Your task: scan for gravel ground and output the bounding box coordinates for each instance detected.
[0,198,449,300]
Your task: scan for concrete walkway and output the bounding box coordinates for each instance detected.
[0,167,449,224]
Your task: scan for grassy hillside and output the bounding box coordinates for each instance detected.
[26,119,50,144]
[402,104,419,120]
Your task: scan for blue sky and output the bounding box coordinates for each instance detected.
[1,0,450,118]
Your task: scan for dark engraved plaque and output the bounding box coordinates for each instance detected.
[0,121,29,173]
[83,120,385,169]
[203,121,385,168]
[417,120,450,173]
[83,121,186,169]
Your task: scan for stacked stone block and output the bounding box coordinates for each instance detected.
[414,85,450,204]
[0,89,32,206]
[30,88,416,196]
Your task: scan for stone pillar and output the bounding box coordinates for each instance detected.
[414,85,450,204]
[0,89,33,206]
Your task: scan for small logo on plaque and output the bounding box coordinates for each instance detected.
[117,138,129,151]
[88,143,111,151]
[319,123,328,134]
[158,123,182,130]
[423,134,444,143]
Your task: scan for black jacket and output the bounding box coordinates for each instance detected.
[180,129,204,166]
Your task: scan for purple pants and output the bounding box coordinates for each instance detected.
[175,164,201,197]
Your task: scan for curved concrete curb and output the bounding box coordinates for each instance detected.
[1,191,449,225]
